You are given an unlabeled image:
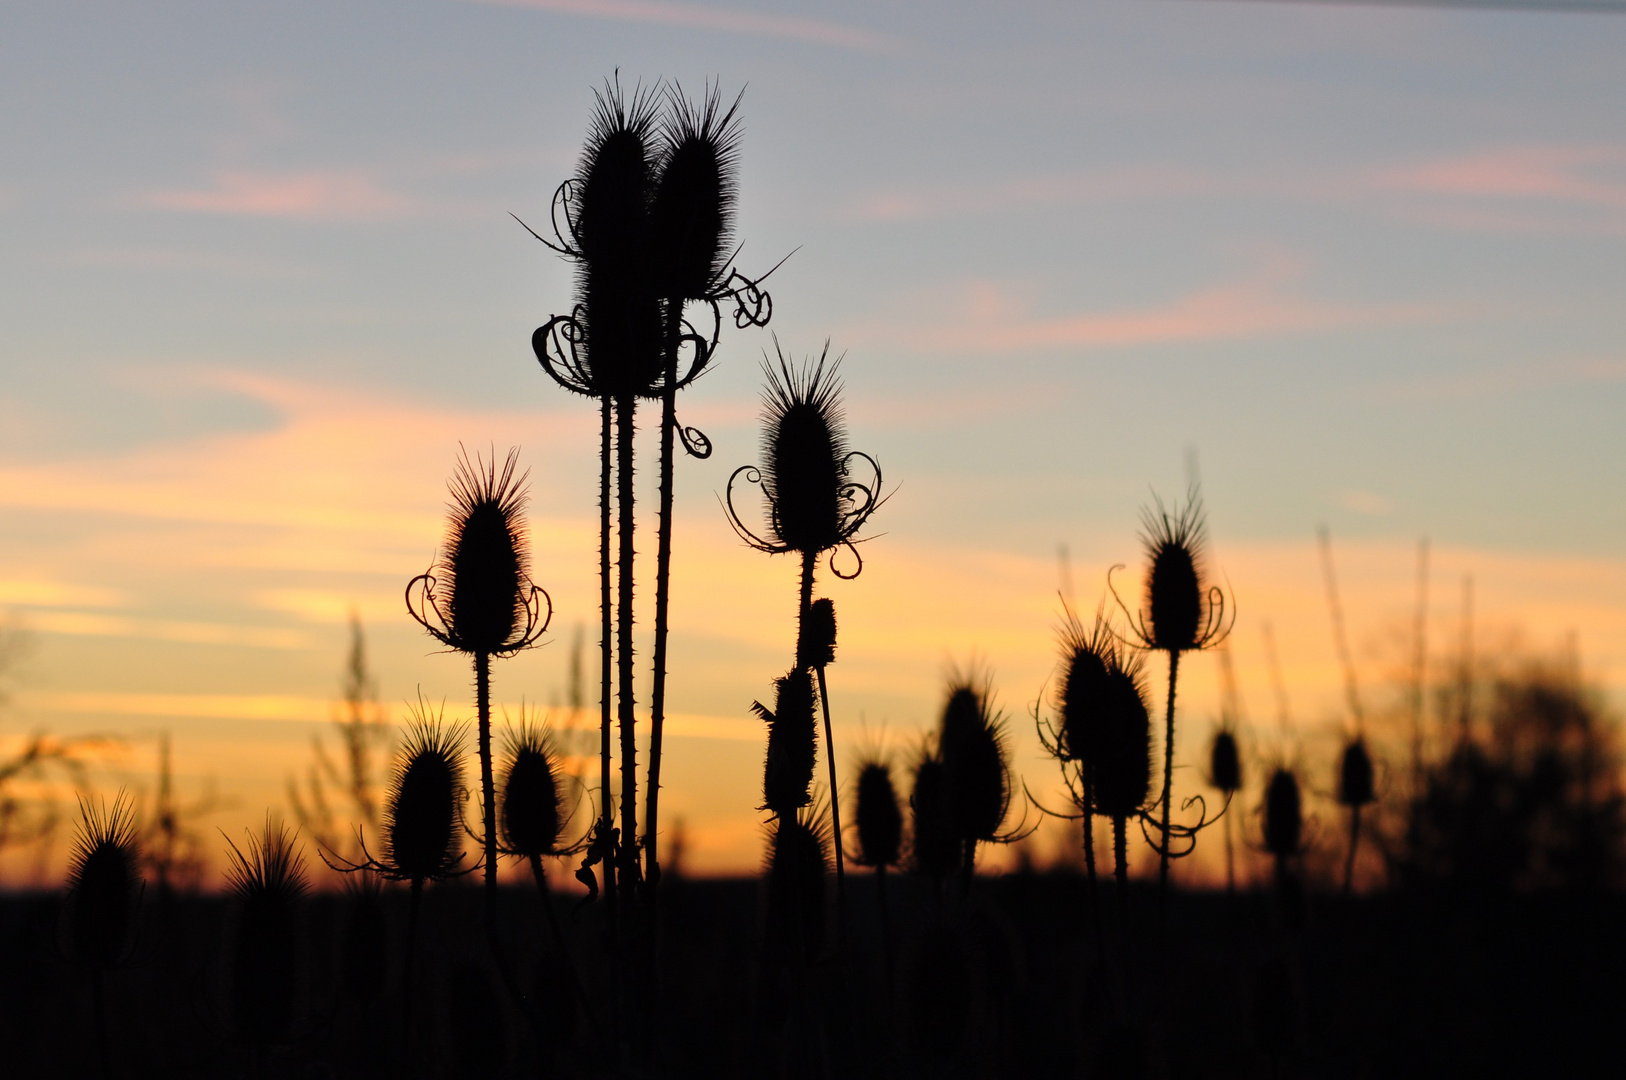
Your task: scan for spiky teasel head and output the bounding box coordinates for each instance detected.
[725,342,883,574]
[223,817,309,1047]
[797,596,837,671]
[1093,651,1153,820]
[381,710,468,884]
[649,83,742,302]
[938,670,1012,845]
[500,719,573,859]
[850,758,902,869]
[1337,736,1375,808]
[762,806,830,967]
[1054,608,1116,766]
[754,666,818,817]
[573,77,658,278]
[408,447,551,658]
[909,748,959,880]
[64,792,140,970]
[1210,728,1242,794]
[1264,767,1303,859]
[1113,484,1232,655]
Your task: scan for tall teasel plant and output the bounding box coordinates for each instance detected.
[222,818,310,1051]
[62,793,141,1078]
[1336,737,1375,896]
[529,80,775,906]
[936,671,1024,889]
[1208,727,1243,893]
[1109,484,1233,900]
[849,754,903,978]
[726,345,883,912]
[406,448,550,967]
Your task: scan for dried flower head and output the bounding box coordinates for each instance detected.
[223,818,309,1047]
[1337,736,1375,808]
[408,447,551,658]
[725,343,882,577]
[382,714,468,884]
[64,792,140,970]
[1054,610,1115,766]
[1094,653,1153,821]
[909,751,959,881]
[754,667,819,817]
[500,721,570,859]
[1111,484,1232,655]
[938,674,1012,845]
[797,596,838,671]
[649,84,742,302]
[851,758,902,869]
[1210,729,1242,794]
[1264,767,1303,859]
[763,807,830,966]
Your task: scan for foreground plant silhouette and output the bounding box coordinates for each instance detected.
[222,818,309,1052]
[63,792,141,1078]
[406,448,550,1006]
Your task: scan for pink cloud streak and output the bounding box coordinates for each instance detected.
[456,0,885,50]
[139,169,415,219]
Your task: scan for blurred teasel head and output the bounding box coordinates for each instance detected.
[797,596,837,671]
[64,792,140,970]
[754,666,818,817]
[938,673,1012,846]
[381,711,467,884]
[909,750,959,881]
[500,721,572,859]
[851,758,902,869]
[1093,652,1153,821]
[1264,767,1303,860]
[725,343,882,575]
[1115,484,1231,654]
[649,84,742,302]
[1054,610,1115,767]
[1210,728,1242,794]
[1337,737,1375,808]
[408,447,551,658]
[224,818,309,1048]
[339,873,389,1005]
[763,808,830,967]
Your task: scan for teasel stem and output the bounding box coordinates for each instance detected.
[1343,804,1361,898]
[598,397,619,964]
[614,391,639,1042]
[1224,803,1235,895]
[1113,815,1129,922]
[402,876,422,1051]
[645,304,681,894]
[875,861,894,988]
[1082,774,1106,968]
[814,664,845,932]
[1157,650,1180,909]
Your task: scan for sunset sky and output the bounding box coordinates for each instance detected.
[3,0,1625,885]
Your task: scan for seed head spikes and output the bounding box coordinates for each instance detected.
[649,83,742,304]
[223,817,310,1048]
[1054,609,1116,768]
[383,715,469,885]
[763,807,831,968]
[500,720,590,861]
[851,759,903,870]
[754,667,819,817]
[64,793,141,971]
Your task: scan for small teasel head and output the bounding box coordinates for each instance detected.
[1337,736,1375,808]
[224,817,309,1048]
[382,708,467,884]
[762,806,830,967]
[1093,652,1153,821]
[649,83,742,301]
[1055,608,1115,766]
[409,447,550,658]
[1264,767,1303,860]
[851,758,902,869]
[797,596,837,671]
[909,749,960,881]
[1120,483,1230,654]
[64,792,141,970]
[937,671,1011,845]
[754,666,818,817]
[1210,728,1242,794]
[500,720,568,859]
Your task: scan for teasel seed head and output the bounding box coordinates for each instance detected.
[1093,653,1154,820]
[500,722,565,859]
[64,792,140,970]
[574,79,657,280]
[797,596,837,671]
[409,447,550,658]
[851,759,902,869]
[1337,736,1375,808]
[649,84,741,301]
[1120,484,1232,655]
[909,751,960,880]
[223,817,309,1047]
[938,674,1012,845]
[1055,611,1115,766]
[1210,729,1242,794]
[762,807,830,967]
[382,712,467,884]
[754,666,819,817]
[1264,767,1303,859]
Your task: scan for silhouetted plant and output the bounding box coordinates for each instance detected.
[1208,728,1242,892]
[937,672,1020,888]
[763,807,831,971]
[909,750,960,888]
[222,817,309,1050]
[1096,650,1154,902]
[1336,736,1375,896]
[406,447,549,987]
[62,792,141,1077]
[849,756,902,976]
[754,667,819,818]
[1109,484,1232,900]
[1263,767,1303,883]
[338,872,389,1007]
[796,596,853,919]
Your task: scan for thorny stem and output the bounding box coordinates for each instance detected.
[816,664,845,937]
[477,653,540,1035]
[615,394,640,905]
[646,300,683,892]
[1343,804,1362,898]
[1158,650,1182,911]
[1113,815,1129,923]
[1082,776,1106,967]
[599,399,616,921]
[402,876,422,1054]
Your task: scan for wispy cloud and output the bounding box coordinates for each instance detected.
[137,169,416,220]
[20,611,308,650]
[455,0,885,49]
[1376,145,1626,207]
[0,578,126,609]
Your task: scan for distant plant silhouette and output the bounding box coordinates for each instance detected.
[1109,483,1232,901]
[849,755,902,977]
[62,792,141,1078]
[936,670,1022,890]
[1336,736,1375,895]
[1263,767,1304,923]
[909,747,960,890]
[222,817,309,1050]
[1208,727,1243,893]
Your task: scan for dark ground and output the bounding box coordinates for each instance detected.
[3,870,1622,1079]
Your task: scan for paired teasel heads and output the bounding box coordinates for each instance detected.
[407,448,551,659]
[911,671,1026,881]
[727,344,883,578]
[1043,613,1154,824]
